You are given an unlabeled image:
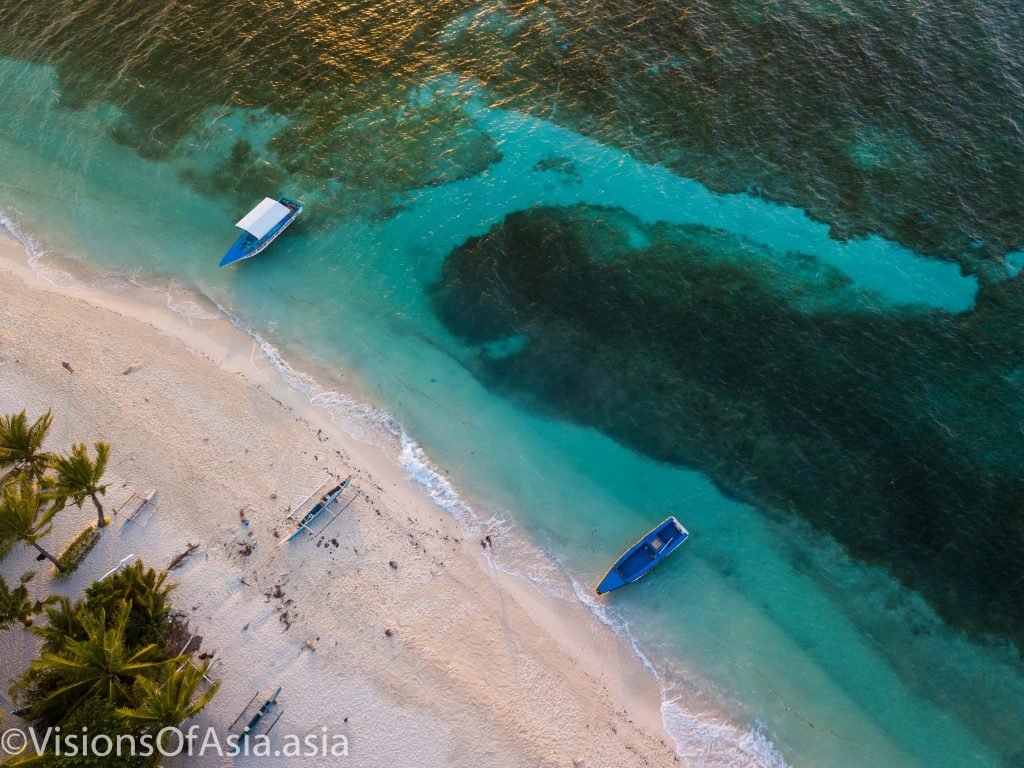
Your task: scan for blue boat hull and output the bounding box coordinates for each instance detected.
[220,197,302,267]
[596,516,688,595]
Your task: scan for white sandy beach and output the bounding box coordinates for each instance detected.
[0,234,678,767]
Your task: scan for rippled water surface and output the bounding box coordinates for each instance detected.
[0,1,1022,766]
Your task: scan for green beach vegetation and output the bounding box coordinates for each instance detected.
[0,408,219,765]
[0,409,56,483]
[0,478,66,573]
[48,442,110,529]
[0,571,55,629]
[0,410,110,574]
[53,526,103,580]
[9,562,219,766]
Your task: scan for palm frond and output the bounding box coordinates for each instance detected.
[48,442,110,527]
[0,478,60,553]
[31,596,86,652]
[0,571,49,627]
[0,409,55,481]
[118,659,220,727]
[29,602,165,714]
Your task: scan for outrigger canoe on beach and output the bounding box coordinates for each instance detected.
[284,476,352,542]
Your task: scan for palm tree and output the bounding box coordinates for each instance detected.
[28,602,171,722]
[118,660,220,732]
[0,409,55,483]
[85,561,176,646]
[31,596,86,653]
[0,478,64,571]
[0,571,55,629]
[48,442,110,528]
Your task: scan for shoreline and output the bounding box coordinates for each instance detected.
[0,231,680,765]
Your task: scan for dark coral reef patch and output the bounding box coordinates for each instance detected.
[432,204,1024,643]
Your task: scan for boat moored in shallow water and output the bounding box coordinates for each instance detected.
[220,196,302,267]
[596,516,688,595]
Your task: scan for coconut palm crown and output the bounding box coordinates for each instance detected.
[0,571,57,629]
[47,441,110,528]
[118,660,220,730]
[28,602,170,722]
[31,596,87,653]
[0,409,55,483]
[0,478,64,571]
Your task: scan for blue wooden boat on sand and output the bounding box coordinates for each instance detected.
[220,196,302,267]
[285,477,351,542]
[595,516,688,595]
[240,687,283,739]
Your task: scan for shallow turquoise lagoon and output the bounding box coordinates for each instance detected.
[0,56,1020,768]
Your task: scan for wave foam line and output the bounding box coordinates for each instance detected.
[0,210,77,287]
[571,580,792,768]
[398,434,577,602]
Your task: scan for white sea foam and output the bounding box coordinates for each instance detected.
[0,211,77,287]
[570,577,794,768]
[661,703,792,768]
[399,434,474,522]
[122,272,225,322]
[164,295,222,322]
[398,433,580,601]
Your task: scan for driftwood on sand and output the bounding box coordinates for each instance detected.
[167,542,199,570]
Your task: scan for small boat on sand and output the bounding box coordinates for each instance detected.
[285,477,352,542]
[232,687,283,739]
[220,196,302,267]
[595,516,688,595]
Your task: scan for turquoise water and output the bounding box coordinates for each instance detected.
[0,6,1022,765]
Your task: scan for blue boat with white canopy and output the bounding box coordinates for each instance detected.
[596,516,688,595]
[220,196,302,267]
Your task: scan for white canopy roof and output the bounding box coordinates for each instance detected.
[236,198,290,239]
